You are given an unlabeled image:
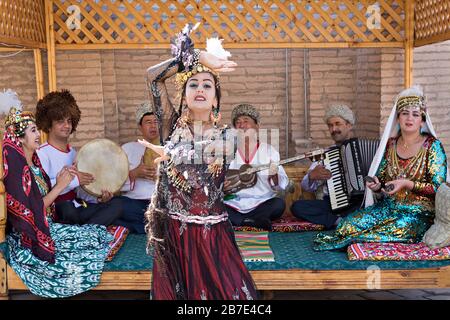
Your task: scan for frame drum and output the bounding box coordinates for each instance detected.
[76,139,129,197]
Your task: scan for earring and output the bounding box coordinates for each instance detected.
[210,107,221,127]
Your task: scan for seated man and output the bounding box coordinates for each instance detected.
[291,104,363,229]
[117,102,160,234]
[35,89,123,226]
[224,104,289,230]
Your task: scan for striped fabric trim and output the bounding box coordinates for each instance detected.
[106,225,130,261]
[234,231,275,262]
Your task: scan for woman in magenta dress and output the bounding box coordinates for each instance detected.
[141,25,257,300]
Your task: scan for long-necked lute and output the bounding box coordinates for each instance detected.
[224,149,325,195]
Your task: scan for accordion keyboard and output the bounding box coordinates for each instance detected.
[324,148,349,210]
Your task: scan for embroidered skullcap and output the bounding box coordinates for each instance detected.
[135,101,154,124]
[324,104,355,125]
[231,104,260,127]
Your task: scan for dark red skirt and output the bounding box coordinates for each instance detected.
[151,218,258,300]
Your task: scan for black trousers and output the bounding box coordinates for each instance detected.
[226,197,286,226]
[55,197,124,227]
[290,195,364,229]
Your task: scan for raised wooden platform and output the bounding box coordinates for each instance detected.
[4,263,450,294]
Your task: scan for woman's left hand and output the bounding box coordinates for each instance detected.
[199,51,237,73]
[382,179,414,195]
[138,139,170,164]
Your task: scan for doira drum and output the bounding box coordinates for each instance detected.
[76,139,129,197]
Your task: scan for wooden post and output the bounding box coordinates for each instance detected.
[45,0,57,92]
[0,135,7,299]
[404,0,415,88]
[0,252,8,300]
[33,49,45,100]
[0,138,5,244]
[33,48,48,143]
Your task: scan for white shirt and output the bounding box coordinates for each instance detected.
[37,142,80,196]
[120,141,156,200]
[224,142,289,213]
[37,142,97,203]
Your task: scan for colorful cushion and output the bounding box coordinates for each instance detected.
[272,217,325,232]
[348,242,450,261]
[106,225,130,262]
[232,217,325,233]
[234,231,275,262]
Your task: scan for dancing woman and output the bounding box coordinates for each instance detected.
[142,26,257,300]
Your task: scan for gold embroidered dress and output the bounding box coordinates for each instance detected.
[313,135,448,251]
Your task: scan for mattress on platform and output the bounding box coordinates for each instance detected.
[103,231,450,272]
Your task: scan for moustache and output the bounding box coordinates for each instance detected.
[331,131,341,136]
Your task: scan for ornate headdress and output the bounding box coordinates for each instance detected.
[395,86,427,115]
[171,23,229,90]
[0,89,35,136]
[135,101,154,124]
[231,104,260,126]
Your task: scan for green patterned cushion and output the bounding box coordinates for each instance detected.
[104,232,450,271]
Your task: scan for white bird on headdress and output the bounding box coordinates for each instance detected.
[206,37,232,60]
[0,89,22,115]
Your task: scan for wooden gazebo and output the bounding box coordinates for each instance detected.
[1,0,450,298]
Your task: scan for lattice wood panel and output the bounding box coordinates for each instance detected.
[415,0,450,46]
[52,0,405,48]
[0,0,46,48]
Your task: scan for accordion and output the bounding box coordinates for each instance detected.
[323,138,380,213]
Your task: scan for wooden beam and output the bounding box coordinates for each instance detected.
[7,266,450,291]
[415,31,450,47]
[0,253,7,299]
[0,137,5,244]
[404,0,414,88]
[45,0,57,92]
[0,36,46,49]
[33,49,45,100]
[33,48,48,143]
[55,42,405,51]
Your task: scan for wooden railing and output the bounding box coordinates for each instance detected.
[51,0,406,49]
[415,0,450,47]
[0,0,46,48]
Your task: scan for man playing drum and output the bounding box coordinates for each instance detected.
[35,90,124,226]
[117,102,160,234]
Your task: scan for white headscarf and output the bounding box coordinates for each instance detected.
[364,85,449,207]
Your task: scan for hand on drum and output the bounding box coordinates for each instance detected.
[67,165,95,186]
[97,190,114,203]
[138,139,169,164]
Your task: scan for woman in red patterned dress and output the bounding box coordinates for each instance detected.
[141,25,258,300]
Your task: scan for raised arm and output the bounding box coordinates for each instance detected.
[146,58,180,142]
